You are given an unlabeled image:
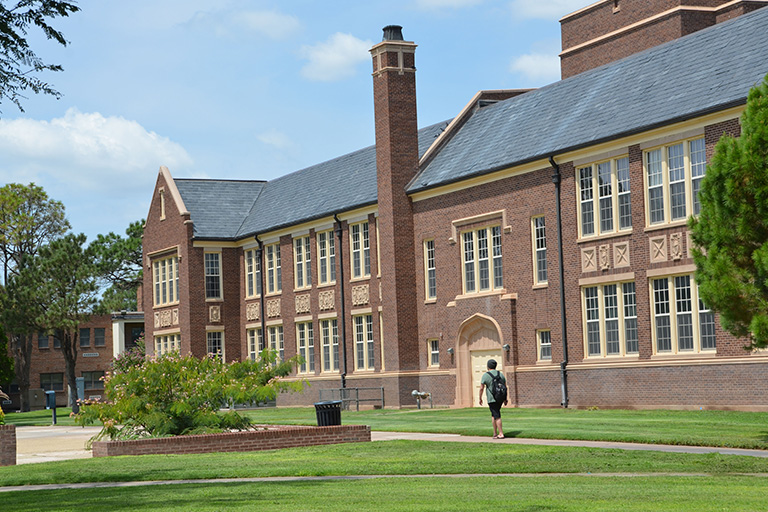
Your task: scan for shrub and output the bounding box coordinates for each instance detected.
[75,349,305,441]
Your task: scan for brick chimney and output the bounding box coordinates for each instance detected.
[559,0,767,79]
[370,26,420,373]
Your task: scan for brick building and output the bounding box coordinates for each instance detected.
[141,0,768,410]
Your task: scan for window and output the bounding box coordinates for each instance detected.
[582,281,639,358]
[320,318,339,372]
[651,274,716,354]
[53,333,61,349]
[296,322,315,373]
[294,236,312,289]
[154,333,180,356]
[40,373,64,391]
[538,330,552,361]
[94,328,105,347]
[38,332,49,349]
[245,249,262,297]
[461,226,503,294]
[207,331,223,357]
[354,314,374,370]
[351,221,370,279]
[317,230,336,285]
[82,371,105,389]
[428,339,439,367]
[424,239,436,300]
[247,328,264,361]
[645,138,706,226]
[578,156,631,237]
[266,243,282,294]
[79,328,90,348]
[268,325,284,361]
[532,216,547,285]
[153,254,179,306]
[205,252,222,299]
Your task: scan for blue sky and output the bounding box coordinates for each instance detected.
[0,0,586,241]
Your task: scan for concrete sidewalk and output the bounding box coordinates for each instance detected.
[12,426,768,465]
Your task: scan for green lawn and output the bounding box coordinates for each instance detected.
[2,407,78,426]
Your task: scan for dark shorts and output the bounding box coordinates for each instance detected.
[488,401,503,419]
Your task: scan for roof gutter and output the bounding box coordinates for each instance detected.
[549,155,569,409]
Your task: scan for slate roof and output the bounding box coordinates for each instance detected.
[408,6,768,193]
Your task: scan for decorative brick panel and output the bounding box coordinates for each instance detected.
[318,290,335,311]
[351,284,370,306]
[246,302,260,321]
[295,294,311,315]
[266,298,281,318]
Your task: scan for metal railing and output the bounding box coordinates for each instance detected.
[319,387,385,411]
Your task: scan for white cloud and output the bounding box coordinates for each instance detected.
[256,129,294,150]
[415,0,484,9]
[509,52,561,84]
[236,10,301,39]
[509,0,587,20]
[300,33,373,82]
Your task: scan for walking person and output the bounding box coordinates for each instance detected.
[478,359,508,439]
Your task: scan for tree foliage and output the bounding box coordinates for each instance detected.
[0,324,13,387]
[90,220,143,312]
[0,0,80,114]
[75,350,306,441]
[690,74,768,349]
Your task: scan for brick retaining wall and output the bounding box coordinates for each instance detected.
[0,425,16,466]
[92,424,371,458]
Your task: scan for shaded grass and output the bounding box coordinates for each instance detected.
[3,476,768,511]
[3,407,77,426]
[2,440,767,487]
[245,406,768,449]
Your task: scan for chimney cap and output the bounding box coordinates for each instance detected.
[382,25,404,41]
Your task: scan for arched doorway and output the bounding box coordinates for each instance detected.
[455,314,504,407]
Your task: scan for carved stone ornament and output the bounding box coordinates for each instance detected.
[172,308,179,326]
[581,247,597,273]
[319,290,335,311]
[613,242,630,268]
[352,284,370,306]
[599,244,611,271]
[266,298,281,318]
[154,310,173,328]
[209,305,221,323]
[650,236,667,263]
[246,302,260,322]
[295,294,311,315]
[670,233,683,261]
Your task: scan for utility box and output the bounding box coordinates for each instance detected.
[45,390,56,410]
[27,388,46,410]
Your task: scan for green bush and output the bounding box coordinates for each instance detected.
[75,349,305,441]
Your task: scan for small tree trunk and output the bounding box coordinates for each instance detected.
[10,333,32,412]
[60,330,79,413]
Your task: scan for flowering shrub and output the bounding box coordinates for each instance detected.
[111,335,146,374]
[75,349,305,441]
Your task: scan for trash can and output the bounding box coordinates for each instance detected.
[314,400,342,426]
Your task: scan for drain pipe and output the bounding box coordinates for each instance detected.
[549,156,569,409]
[334,214,348,390]
[255,235,266,351]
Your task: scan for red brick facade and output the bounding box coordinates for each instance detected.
[0,425,15,466]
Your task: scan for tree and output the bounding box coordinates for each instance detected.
[0,0,80,114]
[0,324,13,388]
[90,220,144,312]
[690,73,768,350]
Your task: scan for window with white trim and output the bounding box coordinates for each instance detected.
[461,226,503,294]
[582,281,639,358]
[578,156,631,237]
[154,333,180,356]
[204,252,222,299]
[94,328,105,347]
[152,254,179,306]
[354,314,374,370]
[320,318,339,372]
[651,274,716,354]
[351,221,370,279]
[538,330,552,361]
[206,331,223,357]
[296,322,315,373]
[268,325,284,361]
[247,327,263,361]
[266,243,282,294]
[532,216,547,285]
[645,137,706,226]
[424,239,436,300]
[294,236,312,289]
[245,249,262,298]
[317,230,336,285]
[428,339,439,367]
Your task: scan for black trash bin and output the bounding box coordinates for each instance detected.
[314,400,342,426]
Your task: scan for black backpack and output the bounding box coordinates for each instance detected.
[487,371,507,403]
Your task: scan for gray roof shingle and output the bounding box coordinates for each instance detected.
[175,180,266,239]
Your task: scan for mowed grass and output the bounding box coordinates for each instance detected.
[3,476,768,512]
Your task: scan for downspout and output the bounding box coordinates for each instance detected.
[255,235,266,351]
[549,156,569,409]
[334,214,348,390]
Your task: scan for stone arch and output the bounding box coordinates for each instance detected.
[455,314,504,407]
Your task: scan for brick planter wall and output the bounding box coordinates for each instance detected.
[92,424,370,458]
[0,425,16,466]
